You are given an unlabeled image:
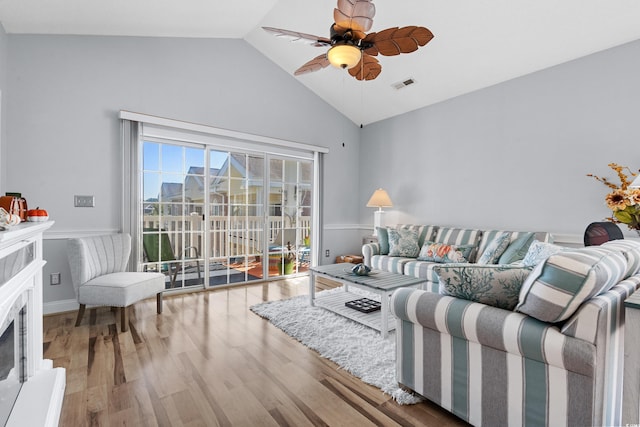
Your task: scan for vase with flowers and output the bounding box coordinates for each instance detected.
[588,163,640,233]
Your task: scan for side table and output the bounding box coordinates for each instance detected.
[363,235,378,245]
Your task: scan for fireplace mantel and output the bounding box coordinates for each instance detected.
[0,221,65,427]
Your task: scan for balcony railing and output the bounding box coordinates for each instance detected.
[142,215,311,260]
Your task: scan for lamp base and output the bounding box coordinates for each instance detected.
[373,210,386,236]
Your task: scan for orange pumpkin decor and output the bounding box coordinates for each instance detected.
[27,207,49,222]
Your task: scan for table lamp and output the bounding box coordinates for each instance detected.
[366,188,393,236]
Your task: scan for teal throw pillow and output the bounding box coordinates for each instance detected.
[388,228,420,258]
[477,232,512,265]
[376,227,390,254]
[435,264,534,310]
[417,242,475,263]
[498,232,535,264]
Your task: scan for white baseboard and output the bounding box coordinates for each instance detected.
[43,299,78,315]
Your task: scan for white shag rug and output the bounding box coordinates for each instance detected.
[250,288,423,405]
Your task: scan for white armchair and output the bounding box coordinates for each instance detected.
[67,233,164,332]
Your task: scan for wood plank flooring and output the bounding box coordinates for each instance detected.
[43,277,469,427]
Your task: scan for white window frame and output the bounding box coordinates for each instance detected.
[120,110,327,276]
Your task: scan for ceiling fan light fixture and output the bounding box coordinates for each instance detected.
[327,44,361,69]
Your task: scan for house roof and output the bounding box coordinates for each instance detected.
[1,0,639,124]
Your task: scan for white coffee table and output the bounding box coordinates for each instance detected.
[309,263,426,338]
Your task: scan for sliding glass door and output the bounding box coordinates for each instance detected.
[267,158,312,278]
[138,139,314,290]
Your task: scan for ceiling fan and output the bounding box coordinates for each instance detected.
[263,0,434,81]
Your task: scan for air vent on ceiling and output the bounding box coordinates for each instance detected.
[392,78,417,90]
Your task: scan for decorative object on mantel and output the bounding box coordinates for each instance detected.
[26,207,49,222]
[588,163,640,234]
[366,188,393,236]
[0,207,21,229]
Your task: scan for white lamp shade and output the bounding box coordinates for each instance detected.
[631,175,640,188]
[366,188,393,209]
[327,44,362,69]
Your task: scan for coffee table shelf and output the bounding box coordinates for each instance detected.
[314,290,389,333]
[310,263,426,338]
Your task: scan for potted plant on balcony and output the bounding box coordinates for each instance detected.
[278,241,296,275]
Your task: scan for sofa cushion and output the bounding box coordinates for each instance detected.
[498,232,535,264]
[600,239,640,278]
[370,255,414,274]
[388,228,421,257]
[521,240,566,266]
[435,264,534,310]
[476,231,512,264]
[433,227,483,261]
[377,224,437,255]
[516,247,628,323]
[417,242,475,263]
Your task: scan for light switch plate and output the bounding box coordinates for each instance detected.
[74,195,95,207]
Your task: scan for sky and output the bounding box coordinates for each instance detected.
[143,141,228,201]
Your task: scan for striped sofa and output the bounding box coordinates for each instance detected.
[362,225,552,290]
[389,239,640,427]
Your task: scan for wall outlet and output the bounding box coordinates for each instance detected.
[50,272,61,285]
[74,195,95,207]
[325,249,330,257]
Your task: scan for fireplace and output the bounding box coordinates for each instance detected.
[0,222,64,427]
[0,297,26,425]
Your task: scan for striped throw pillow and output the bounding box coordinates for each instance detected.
[516,247,628,323]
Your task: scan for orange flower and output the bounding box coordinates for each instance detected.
[605,190,630,211]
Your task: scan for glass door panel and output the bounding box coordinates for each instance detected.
[141,141,205,289]
[267,158,313,277]
[207,150,265,286]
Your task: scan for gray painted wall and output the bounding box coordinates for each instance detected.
[0,24,7,189]
[3,35,362,306]
[359,39,640,239]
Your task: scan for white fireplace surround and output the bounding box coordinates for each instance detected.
[0,222,65,427]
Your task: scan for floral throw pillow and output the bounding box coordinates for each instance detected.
[388,228,420,258]
[477,232,512,265]
[417,242,474,263]
[521,240,566,266]
[435,264,535,310]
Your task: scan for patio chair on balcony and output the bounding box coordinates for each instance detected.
[143,229,201,288]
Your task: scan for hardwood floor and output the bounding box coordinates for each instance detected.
[43,277,468,427]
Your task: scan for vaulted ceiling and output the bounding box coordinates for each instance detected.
[2,0,640,125]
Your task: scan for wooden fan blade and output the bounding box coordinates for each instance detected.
[333,0,375,35]
[363,26,434,56]
[294,54,331,76]
[348,53,381,81]
[263,27,331,47]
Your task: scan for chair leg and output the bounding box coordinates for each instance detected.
[157,292,163,314]
[121,306,129,333]
[75,304,86,327]
[170,265,181,288]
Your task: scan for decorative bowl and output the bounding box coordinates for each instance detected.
[351,263,371,276]
[27,215,49,222]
